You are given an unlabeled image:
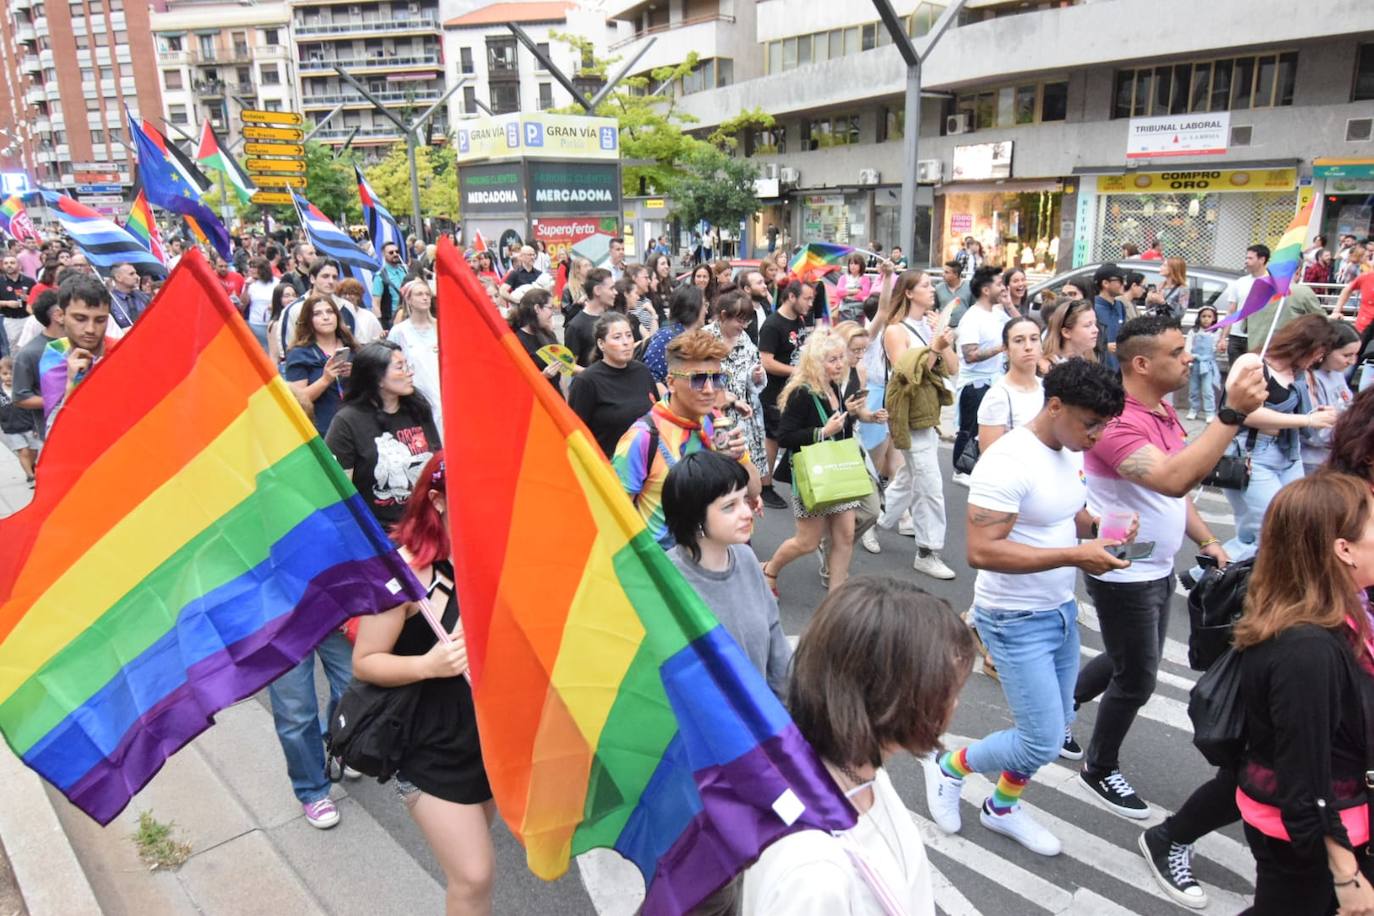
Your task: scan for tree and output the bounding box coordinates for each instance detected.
[223,141,361,228]
[363,144,459,224]
[708,108,775,152]
[666,144,760,234]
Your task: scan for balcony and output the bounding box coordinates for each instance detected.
[299,88,442,108]
[193,45,254,64]
[20,54,40,74]
[13,0,33,10]
[35,148,55,163]
[159,50,192,66]
[610,13,735,51]
[33,116,51,134]
[193,79,255,97]
[292,17,439,38]
[298,52,442,74]
[310,125,405,144]
[15,24,37,43]
[25,84,45,106]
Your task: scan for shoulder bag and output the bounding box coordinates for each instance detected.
[1188,646,1246,769]
[326,678,422,783]
[1202,428,1255,491]
[792,393,874,513]
[953,384,1012,476]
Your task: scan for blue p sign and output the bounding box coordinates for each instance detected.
[525,121,544,147]
[458,131,470,153]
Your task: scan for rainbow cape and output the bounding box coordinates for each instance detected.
[435,238,854,914]
[788,241,851,282]
[0,194,39,243]
[1217,197,1314,330]
[0,250,424,825]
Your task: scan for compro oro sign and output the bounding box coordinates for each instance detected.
[1097,168,1296,194]
[455,112,619,164]
[1126,112,1230,160]
[528,162,620,216]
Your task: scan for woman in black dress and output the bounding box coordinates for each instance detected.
[353,452,494,915]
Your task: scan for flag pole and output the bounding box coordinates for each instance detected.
[1257,295,1288,360]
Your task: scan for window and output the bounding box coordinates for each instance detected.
[536,42,549,71]
[263,28,279,46]
[163,69,182,89]
[90,128,103,143]
[955,80,1067,129]
[198,34,215,57]
[1013,84,1036,124]
[259,64,279,84]
[88,0,103,12]
[264,99,281,111]
[165,35,182,52]
[169,103,187,123]
[796,34,811,67]
[747,126,784,156]
[538,82,553,110]
[802,115,860,150]
[85,97,99,112]
[460,46,473,74]
[1112,52,1299,118]
[1041,81,1067,121]
[462,84,476,114]
[236,65,251,85]
[878,107,903,142]
[99,66,113,80]
[231,31,247,55]
[79,67,94,82]
[861,23,876,51]
[487,38,517,73]
[490,82,518,113]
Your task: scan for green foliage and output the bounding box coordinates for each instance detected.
[132,811,191,871]
[363,143,459,223]
[666,144,760,232]
[708,108,775,151]
[230,140,361,227]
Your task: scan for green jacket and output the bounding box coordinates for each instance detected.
[884,346,953,450]
[1246,283,1327,353]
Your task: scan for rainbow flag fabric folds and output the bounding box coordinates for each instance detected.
[0,250,424,825]
[434,238,854,915]
[0,194,40,243]
[1217,197,1314,330]
[125,185,166,264]
[788,241,852,282]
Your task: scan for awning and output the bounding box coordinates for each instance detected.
[936,179,1063,195]
[1315,158,1374,180]
[1072,159,1298,175]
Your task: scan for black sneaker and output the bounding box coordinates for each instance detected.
[1080,768,1150,819]
[1138,824,1208,909]
[1059,727,1083,761]
[760,486,787,510]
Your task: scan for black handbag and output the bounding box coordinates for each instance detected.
[1187,558,1254,671]
[1202,428,1257,491]
[953,438,980,475]
[1188,647,1247,769]
[325,679,422,783]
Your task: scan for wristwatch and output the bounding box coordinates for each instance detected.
[1217,406,1248,427]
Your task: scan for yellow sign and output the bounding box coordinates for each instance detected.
[1097,168,1296,195]
[251,190,295,205]
[645,198,665,209]
[246,158,306,173]
[251,174,307,189]
[244,142,305,158]
[455,111,619,164]
[243,125,305,142]
[240,110,304,127]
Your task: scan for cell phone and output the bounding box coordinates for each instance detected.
[848,388,869,403]
[1106,541,1155,561]
[1196,553,1220,570]
[328,347,351,365]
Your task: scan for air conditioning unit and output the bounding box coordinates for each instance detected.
[858,168,880,185]
[760,162,779,180]
[946,112,971,135]
[779,166,800,186]
[917,159,942,183]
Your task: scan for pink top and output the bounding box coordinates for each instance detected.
[834,273,872,308]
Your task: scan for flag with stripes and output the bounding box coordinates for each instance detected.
[138,116,212,198]
[290,192,378,274]
[38,191,165,274]
[355,165,407,265]
[127,111,232,260]
[124,184,167,265]
[197,121,256,206]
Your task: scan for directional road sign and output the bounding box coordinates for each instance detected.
[252,174,307,189]
[245,158,306,174]
[244,142,305,158]
[243,125,305,142]
[76,183,124,194]
[240,110,304,127]
[251,190,296,206]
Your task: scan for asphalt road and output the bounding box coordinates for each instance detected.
[323,424,1255,916]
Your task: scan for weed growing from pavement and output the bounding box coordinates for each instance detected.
[131,811,191,871]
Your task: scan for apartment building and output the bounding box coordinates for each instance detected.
[606,0,760,97]
[668,0,1374,269]
[0,0,162,216]
[290,0,448,149]
[151,1,298,150]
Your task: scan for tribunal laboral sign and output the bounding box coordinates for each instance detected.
[456,112,620,164]
[1126,112,1230,160]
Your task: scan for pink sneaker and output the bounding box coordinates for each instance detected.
[302,797,340,829]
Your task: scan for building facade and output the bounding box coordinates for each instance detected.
[150,1,298,151]
[606,0,761,97]
[671,0,1374,269]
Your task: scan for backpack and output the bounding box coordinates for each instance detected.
[1186,557,1254,671]
[1188,647,1246,769]
[325,679,422,783]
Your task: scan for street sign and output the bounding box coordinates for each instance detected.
[74,172,120,183]
[245,158,306,173]
[243,125,305,142]
[251,174,307,189]
[244,142,305,158]
[79,194,124,204]
[76,183,124,194]
[251,190,296,205]
[240,110,304,127]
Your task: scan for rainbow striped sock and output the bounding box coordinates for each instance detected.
[988,770,1030,813]
[938,747,973,781]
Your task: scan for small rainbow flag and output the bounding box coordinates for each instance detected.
[788,241,852,282]
[434,238,854,914]
[1217,197,1314,330]
[0,194,39,243]
[125,185,166,265]
[0,250,425,825]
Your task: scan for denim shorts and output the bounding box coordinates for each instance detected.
[394,774,422,807]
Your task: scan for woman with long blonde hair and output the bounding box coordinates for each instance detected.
[560,256,593,322]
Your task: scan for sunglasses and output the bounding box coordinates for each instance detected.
[667,369,727,391]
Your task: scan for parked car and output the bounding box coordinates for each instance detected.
[1027,260,1242,327]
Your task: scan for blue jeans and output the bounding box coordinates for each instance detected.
[268,630,354,804]
[965,600,1080,777]
[1189,360,1219,416]
[1220,438,1305,565]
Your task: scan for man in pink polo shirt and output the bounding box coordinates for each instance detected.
[1070,315,1266,906]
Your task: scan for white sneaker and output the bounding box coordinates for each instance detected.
[913,551,956,580]
[343,765,363,780]
[952,471,972,488]
[861,528,881,554]
[1186,410,1198,420]
[979,800,1062,856]
[921,755,964,834]
[898,510,914,536]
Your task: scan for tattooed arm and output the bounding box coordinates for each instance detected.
[1115,421,1243,499]
[966,503,1127,575]
[961,341,1003,364]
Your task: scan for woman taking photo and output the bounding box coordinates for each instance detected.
[325,341,440,527]
[762,329,881,595]
[388,280,441,423]
[352,452,495,916]
[1146,258,1191,319]
[1231,472,1374,916]
[567,312,658,457]
[834,254,872,322]
[1039,299,1100,374]
[978,316,1044,453]
[708,290,766,468]
[245,258,277,351]
[743,576,975,915]
[284,295,357,436]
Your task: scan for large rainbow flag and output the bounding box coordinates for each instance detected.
[0,250,424,825]
[0,194,39,243]
[434,238,854,914]
[788,241,852,282]
[1217,197,1314,330]
[125,184,166,265]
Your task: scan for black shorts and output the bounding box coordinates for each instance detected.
[763,402,782,439]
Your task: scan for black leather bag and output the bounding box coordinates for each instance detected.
[1187,558,1254,671]
[1202,429,1256,491]
[953,438,980,475]
[1188,647,1246,769]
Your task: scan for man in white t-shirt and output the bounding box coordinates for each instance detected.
[923,358,1129,858]
[1217,243,1269,367]
[952,266,1010,483]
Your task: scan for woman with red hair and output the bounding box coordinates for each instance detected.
[352,452,495,915]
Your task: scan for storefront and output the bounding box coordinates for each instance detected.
[1313,158,1374,243]
[1085,167,1297,268]
[935,181,1065,273]
[787,186,933,264]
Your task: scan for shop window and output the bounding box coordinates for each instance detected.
[1357,44,1374,101]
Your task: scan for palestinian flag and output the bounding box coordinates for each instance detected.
[196,122,256,205]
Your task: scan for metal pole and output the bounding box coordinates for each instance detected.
[304,104,346,142]
[900,63,920,262]
[587,36,657,110]
[406,130,425,244]
[506,23,592,111]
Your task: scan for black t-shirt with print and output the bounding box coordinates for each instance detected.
[325,402,440,527]
[0,274,35,319]
[758,311,808,406]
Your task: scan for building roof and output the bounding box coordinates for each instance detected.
[444,1,574,28]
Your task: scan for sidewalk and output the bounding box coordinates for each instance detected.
[0,451,448,915]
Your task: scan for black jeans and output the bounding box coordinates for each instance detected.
[1242,824,1373,915]
[1164,768,1239,845]
[1074,574,1172,774]
[1227,334,1248,369]
[952,381,990,468]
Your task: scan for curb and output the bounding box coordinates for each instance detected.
[0,740,102,915]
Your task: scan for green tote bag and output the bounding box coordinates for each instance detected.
[792,393,875,513]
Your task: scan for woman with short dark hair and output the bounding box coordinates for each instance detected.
[508,288,567,389]
[743,576,975,914]
[642,285,706,385]
[567,312,657,456]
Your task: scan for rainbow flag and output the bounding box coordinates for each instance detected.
[434,238,854,914]
[0,250,425,825]
[788,241,851,282]
[1217,197,1314,330]
[125,185,166,264]
[0,194,39,243]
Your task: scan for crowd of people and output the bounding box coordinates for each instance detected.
[8,216,1374,916]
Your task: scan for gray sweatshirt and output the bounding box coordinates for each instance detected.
[669,544,792,698]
